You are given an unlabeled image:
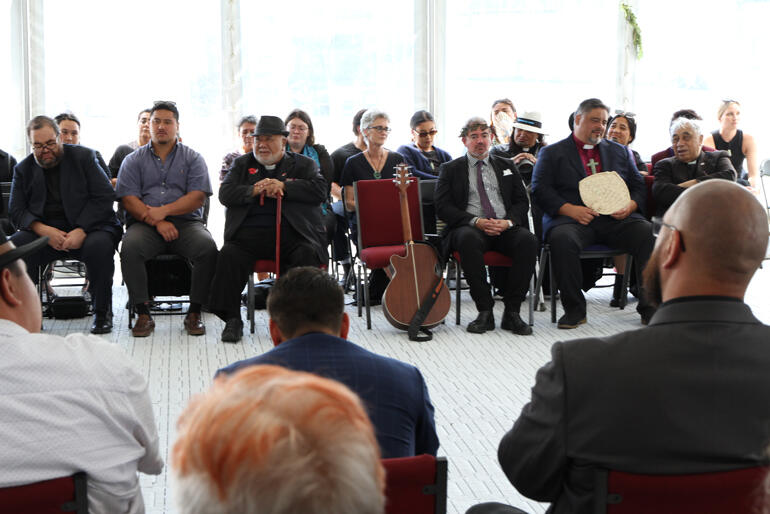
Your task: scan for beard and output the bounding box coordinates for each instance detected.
[34,148,63,169]
[641,248,663,308]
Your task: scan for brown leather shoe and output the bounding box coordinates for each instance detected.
[184,312,206,336]
[132,314,155,337]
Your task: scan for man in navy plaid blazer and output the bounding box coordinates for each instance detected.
[216,266,440,459]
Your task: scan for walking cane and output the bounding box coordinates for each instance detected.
[259,192,282,277]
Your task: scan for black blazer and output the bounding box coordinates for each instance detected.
[10,144,121,236]
[219,151,328,263]
[435,154,530,234]
[652,150,736,216]
[531,136,646,237]
[498,299,770,514]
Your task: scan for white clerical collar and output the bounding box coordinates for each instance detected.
[583,144,595,150]
[264,164,277,171]
[687,160,697,165]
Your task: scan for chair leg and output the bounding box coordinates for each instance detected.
[547,246,556,323]
[534,246,546,311]
[528,273,534,326]
[620,255,633,310]
[455,258,461,325]
[356,264,362,318]
[248,273,255,334]
[363,266,371,330]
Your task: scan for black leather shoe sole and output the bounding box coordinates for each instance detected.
[557,314,587,329]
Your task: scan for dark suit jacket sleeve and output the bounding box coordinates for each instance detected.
[219,157,255,208]
[700,151,736,182]
[497,157,530,227]
[285,157,327,204]
[9,161,36,230]
[73,148,118,232]
[414,368,440,456]
[435,160,473,229]
[652,158,685,215]
[498,342,568,502]
[530,145,567,217]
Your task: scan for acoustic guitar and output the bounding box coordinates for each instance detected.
[382,164,451,332]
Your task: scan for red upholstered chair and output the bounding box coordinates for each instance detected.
[597,467,768,514]
[354,178,425,329]
[451,251,534,326]
[0,472,88,514]
[382,454,447,514]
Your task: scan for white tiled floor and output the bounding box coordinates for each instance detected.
[43,264,770,514]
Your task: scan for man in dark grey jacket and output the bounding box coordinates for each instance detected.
[208,115,327,342]
[652,116,736,216]
[470,180,770,514]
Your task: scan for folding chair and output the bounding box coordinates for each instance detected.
[760,158,770,218]
[382,454,447,514]
[0,472,88,514]
[353,178,425,329]
[595,466,767,514]
[536,244,633,323]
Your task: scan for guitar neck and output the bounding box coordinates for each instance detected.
[399,187,413,244]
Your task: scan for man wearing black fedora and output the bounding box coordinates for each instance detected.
[0,227,163,511]
[208,115,328,342]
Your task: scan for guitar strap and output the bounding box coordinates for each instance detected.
[407,274,446,342]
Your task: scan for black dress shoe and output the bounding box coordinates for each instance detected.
[90,312,113,334]
[557,311,587,329]
[467,310,494,333]
[501,310,533,335]
[221,318,243,343]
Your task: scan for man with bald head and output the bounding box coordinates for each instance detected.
[477,180,770,513]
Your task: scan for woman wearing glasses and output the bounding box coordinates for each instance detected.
[340,109,404,213]
[605,111,648,174]
[396,110,451,179]
[702,100,758,191]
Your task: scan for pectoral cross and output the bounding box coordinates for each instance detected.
[586,158,599,174]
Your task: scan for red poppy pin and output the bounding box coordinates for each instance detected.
[248,168,257,175]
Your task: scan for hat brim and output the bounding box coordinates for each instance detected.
[252,130,289,137]
[511,122,547,135]
[0,236,49,271]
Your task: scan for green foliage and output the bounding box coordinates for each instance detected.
[621,3,643,59]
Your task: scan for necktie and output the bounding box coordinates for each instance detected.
[476,160,496,219]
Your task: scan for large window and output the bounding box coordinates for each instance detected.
[633,0,770,164]
[1,0,25,162]
[240,1,418,153]
[442,0,618,157]
[40,0,223,182]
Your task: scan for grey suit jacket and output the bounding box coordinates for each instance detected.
[652,150,736,216]
[498,298,770,514]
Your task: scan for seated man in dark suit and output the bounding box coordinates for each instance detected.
[9,115,121,334]
[216,266,440,459]
[649,108,715,167]
[208,116,327,343]
[469,180,770,514]
[652,117,736,216]
[531,98,655,328]
[435,117,537,335]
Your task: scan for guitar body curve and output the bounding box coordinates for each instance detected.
[382,241,451,330]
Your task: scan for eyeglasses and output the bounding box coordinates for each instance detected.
[414,129,438,137]
[288,125,308,133]
[368,126,391,133]
[32,139,58,152]
[652,216,686,251]
[614,109,636,119]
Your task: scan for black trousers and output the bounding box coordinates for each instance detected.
[208,223,321,319]
[11,229,117,313]
[450,224,537,312]
[547,216,654,316]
